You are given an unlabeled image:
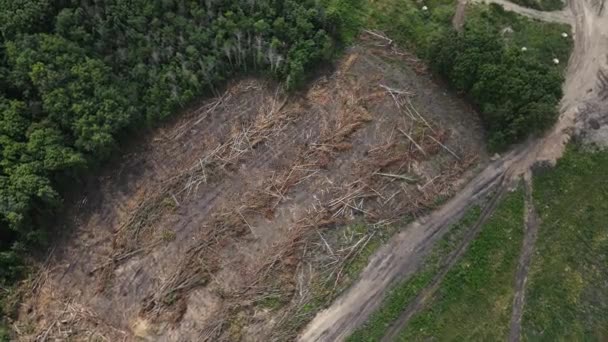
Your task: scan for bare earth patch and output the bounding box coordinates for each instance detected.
[10,35,487,341]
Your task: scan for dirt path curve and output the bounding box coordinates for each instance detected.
[453,0,469,31]
[299,0,608,340]
[380,179,511,342]
[508,171,540,342]
[472,0,574,24]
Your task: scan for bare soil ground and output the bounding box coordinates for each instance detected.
[10,34,487,341]
[300,0,608,340]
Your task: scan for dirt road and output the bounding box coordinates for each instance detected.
[473,0,573,24]
[299,0,608,340]
[508,172,540,342]
[380,178,511,342]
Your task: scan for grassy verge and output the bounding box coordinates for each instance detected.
[509,0,566,11]
[347,206,482,341]
[396,187,524,340]
[367,0,571,64]
[523,147,608,340]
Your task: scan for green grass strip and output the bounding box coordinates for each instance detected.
[523,147,608,340]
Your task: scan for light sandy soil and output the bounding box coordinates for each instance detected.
[11,36,487,341]
[299,0,608,340]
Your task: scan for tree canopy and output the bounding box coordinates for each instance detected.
[428,11,563,149]
[0,0,355,285]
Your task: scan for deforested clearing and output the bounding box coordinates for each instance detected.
[10,35,487,341]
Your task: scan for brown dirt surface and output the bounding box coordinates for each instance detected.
[10,34,487,341]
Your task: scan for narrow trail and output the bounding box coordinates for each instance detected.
[472,0,574,24]
[508,171,540,342]
[380,180,510,341]
[299,0,608,340]
[453,0,469,31]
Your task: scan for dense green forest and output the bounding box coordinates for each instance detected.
[0,0,360,286]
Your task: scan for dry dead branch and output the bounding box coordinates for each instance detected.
[363,29,393,46]
[405,98,435,133]
[379,84,412,96]
[398,128,427,156]
[428,135,461,160]
[373,172,418,183]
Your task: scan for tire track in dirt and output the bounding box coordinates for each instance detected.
[19,0,608,334]
[118,53,410,338]
[508,171,540,342]
[97,85,296,269]
[380,175,511,341]
[298,148,522,341]
[12,40,484,339]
